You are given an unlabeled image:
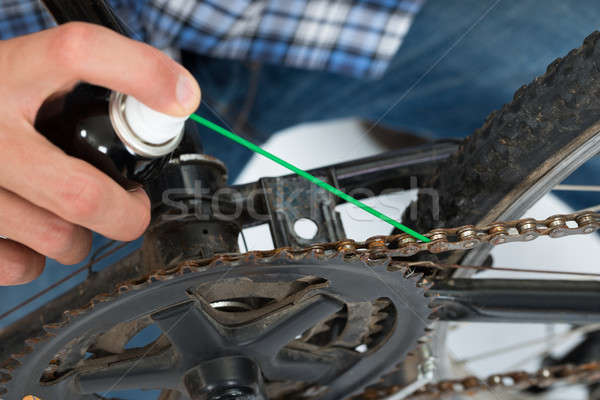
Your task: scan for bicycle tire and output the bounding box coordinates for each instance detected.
[409,31,600,236]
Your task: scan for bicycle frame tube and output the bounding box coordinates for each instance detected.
[431,278,600,324]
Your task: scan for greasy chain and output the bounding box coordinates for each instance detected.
[194,211,599,265]
[6,211,600,400]
[371,361,600,399]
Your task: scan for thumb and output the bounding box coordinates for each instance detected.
[2,22,201,122]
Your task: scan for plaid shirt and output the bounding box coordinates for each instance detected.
[0,0,424,78]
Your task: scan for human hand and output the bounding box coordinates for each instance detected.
[0,22,201,285]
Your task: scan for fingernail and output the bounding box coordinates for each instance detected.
[176,74,199,112]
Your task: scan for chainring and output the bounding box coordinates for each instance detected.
[0,250,431,400]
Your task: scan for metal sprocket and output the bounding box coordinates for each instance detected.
[0,250,430,400]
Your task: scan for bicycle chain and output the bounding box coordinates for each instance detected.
[194,211,599,264]
[362,361,600,399]
[2,210,599,400]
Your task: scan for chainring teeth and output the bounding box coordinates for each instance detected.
[0,248,433,400]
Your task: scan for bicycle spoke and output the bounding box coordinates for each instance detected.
[553,184,600,192]
[419,261,600,278]
[455,324,600,364]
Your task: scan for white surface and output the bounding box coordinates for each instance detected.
[236,118,387,184]
[124,95,187,144]
[235,118,600,399]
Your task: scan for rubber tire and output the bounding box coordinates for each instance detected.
[406,31,600,231]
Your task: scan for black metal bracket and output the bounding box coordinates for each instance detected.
[258,175,345,248]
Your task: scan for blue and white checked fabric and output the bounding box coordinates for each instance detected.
[0,0,424,78]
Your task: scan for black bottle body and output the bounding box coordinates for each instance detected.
[35,84,172,190]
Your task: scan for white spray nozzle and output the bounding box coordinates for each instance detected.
[124,96,188,145]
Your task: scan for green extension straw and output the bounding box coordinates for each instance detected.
[190,113,430,243]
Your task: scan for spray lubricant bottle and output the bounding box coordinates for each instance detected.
[35,84,189,190]
[35,0,191,190]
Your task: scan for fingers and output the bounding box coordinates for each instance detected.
[0,22,176,287]
[2,22,201,121]
[0,239,45,286]
[0,126,151,241]
[0,187,92,265]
